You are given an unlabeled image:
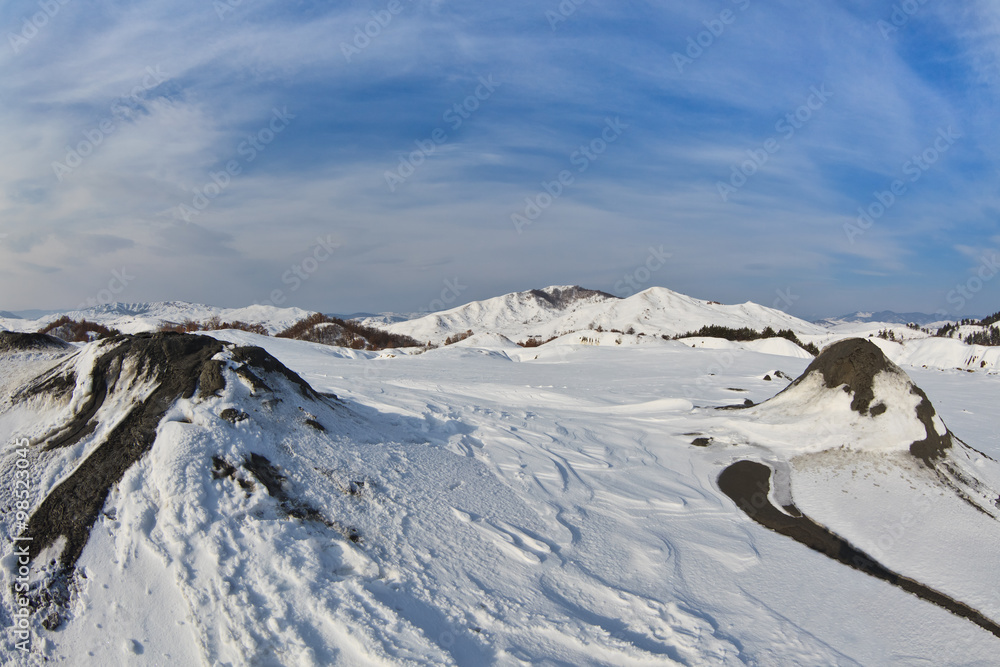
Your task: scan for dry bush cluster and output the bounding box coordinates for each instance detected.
[672,325,819,356]
[157,317,268,335]
[37,316,121,342]
[444,330,474,345]
[276,313,420,350]
[517,336,558,348]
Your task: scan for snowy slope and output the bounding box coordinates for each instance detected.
[380,286,618,345]
[801,329,1000,374]
[3,330,1000,664]
[871,337,1000,373]
[386,285,825,345]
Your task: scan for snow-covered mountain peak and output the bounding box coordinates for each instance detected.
[72,301,201,317]
[527,285,618,308]
[385,284,825,345]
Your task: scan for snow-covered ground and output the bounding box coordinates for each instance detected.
[3,328,998,665]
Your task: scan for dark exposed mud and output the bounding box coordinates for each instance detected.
[910,387,953,465]
[771,338,952,465]
[788,338,895,415]
[0,331,72,353]
[22,334,225,570]
[719,460,1000,640]
[230,346,319,399]
[242,453,360,543]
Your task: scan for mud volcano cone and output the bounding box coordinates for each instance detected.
[769,338,953,464]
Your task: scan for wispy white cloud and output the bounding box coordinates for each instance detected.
[0,0,997,315]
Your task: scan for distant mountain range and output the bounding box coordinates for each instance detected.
[816,311,960,327]
[374,285,826,345]
[336,312,417,327]
[0,301,312,336]
[3,290,989,345]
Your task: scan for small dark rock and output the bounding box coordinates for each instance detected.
[198,360,226,398]
[212,456,237,479]
[234,364,272,393]
[231,346,319,399]
[219,408,250,424]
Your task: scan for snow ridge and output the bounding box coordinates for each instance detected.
[385,285,823,345]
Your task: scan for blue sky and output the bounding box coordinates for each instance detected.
[1,0,998,319]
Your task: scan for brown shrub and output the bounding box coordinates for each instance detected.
[517,335,557,348]
[276,313,419,350]
[444,330,474,345]
[38,316,120,343]
[157,318,268,335]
